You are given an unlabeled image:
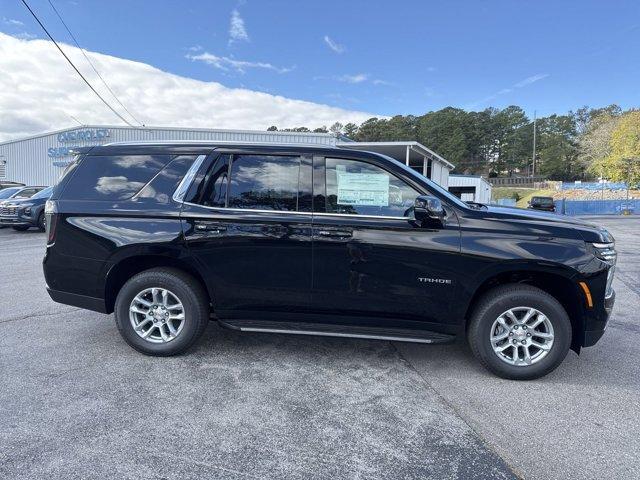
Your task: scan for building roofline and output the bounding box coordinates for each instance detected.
[449,174,492,187]
[336,140,455,169]
[450,174,488,178]
[102,140,341,148]
[0,124,342,146]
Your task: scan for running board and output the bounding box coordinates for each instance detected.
[218,319,455,344]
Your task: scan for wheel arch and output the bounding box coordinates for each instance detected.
[104,254,210,314]
[463,267,586,353]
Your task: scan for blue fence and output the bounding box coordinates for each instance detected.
[560,182,629,191]
[555,199,640,215]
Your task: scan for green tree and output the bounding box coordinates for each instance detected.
[594,111,640,184]
[343,122,359,138]
[536,115,580,180]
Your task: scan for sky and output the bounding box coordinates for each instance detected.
[1,0,639,140]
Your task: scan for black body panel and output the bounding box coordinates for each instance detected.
[43,142,615,348]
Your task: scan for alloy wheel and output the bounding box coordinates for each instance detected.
[490,307,554,366]
[129,287,185,343]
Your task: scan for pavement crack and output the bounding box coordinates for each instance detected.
[0,307,83,324]
[391,342,523,480]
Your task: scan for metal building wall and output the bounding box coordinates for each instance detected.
[448,175,492,203]
[0,126,340,186]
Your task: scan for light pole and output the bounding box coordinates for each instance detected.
[624,158,639,215]
[531,111,537,178]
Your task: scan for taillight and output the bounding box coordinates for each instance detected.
[45,200,58,245]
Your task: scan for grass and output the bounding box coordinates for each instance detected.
[491,187,556,208]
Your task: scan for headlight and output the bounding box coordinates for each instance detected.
[605,266,615,297]
[588,242,617,264]
[23,207,31,215]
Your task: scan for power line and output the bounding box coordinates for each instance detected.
[19,0,136,127]
[46,0,143,127]
[66,112,84,127]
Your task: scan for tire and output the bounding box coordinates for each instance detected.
[12,225,29,231]
[114,267,210,356]
[37,212,46,231]
[467,284,571,380]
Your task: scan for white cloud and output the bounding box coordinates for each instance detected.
[0,32,377,141]
[3,18,24,26]
[323,35,345,54]
[186,51,293,74]
[466,73,550,108]
[317,73,390,86]
[514,73,549,88]
[229,9,249,44]
[338,73,368,84]
[13,32,37,40]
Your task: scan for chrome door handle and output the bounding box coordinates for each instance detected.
[316,229,352,238]
[195,222,227,234]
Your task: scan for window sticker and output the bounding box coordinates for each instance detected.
[336,165,390,206]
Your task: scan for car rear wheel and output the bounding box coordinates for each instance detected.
[467,284,571,380]
[114,268,210,356]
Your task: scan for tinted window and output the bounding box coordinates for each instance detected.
[227,155,300,211]
[197,155,230,208]
[0,187,20,199]
[63,155,172,200]
[15,188,39,198]
[135,155,198,205]
[325,158,419,217]
[31,186,53,199]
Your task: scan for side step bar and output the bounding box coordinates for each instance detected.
[219,319,455,344]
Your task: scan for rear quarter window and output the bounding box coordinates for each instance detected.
[62,154,173,200]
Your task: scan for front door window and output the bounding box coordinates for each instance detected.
[325,158,419,217]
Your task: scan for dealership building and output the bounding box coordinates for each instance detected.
[0,125,454,188]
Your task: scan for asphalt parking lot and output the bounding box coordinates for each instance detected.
[1,217,638,479]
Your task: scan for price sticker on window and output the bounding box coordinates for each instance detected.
[336,168,390,206]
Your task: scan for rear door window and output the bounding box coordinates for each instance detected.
[193,154,230,208]
[227,154,301,211]
[62,154,173,200]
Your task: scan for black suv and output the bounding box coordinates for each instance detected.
[528,196,556,212]
[43,143,616,380]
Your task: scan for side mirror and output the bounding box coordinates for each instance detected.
[414,195,446,225]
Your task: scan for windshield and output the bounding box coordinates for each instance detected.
[379,153,470,209]
[0,187,21,199]
[31,186,53,199]
[533,197,553,205]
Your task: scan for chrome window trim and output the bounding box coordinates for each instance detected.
[180,201,410,221]
[172,154,207,203]
[174,153,412,221]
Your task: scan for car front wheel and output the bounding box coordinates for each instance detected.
[37,212,46,231]
[114,267,210,356]
[467,284,571,380]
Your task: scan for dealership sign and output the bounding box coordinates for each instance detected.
[48,129,111,166]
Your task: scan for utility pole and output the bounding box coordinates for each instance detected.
[531,110,537,178]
